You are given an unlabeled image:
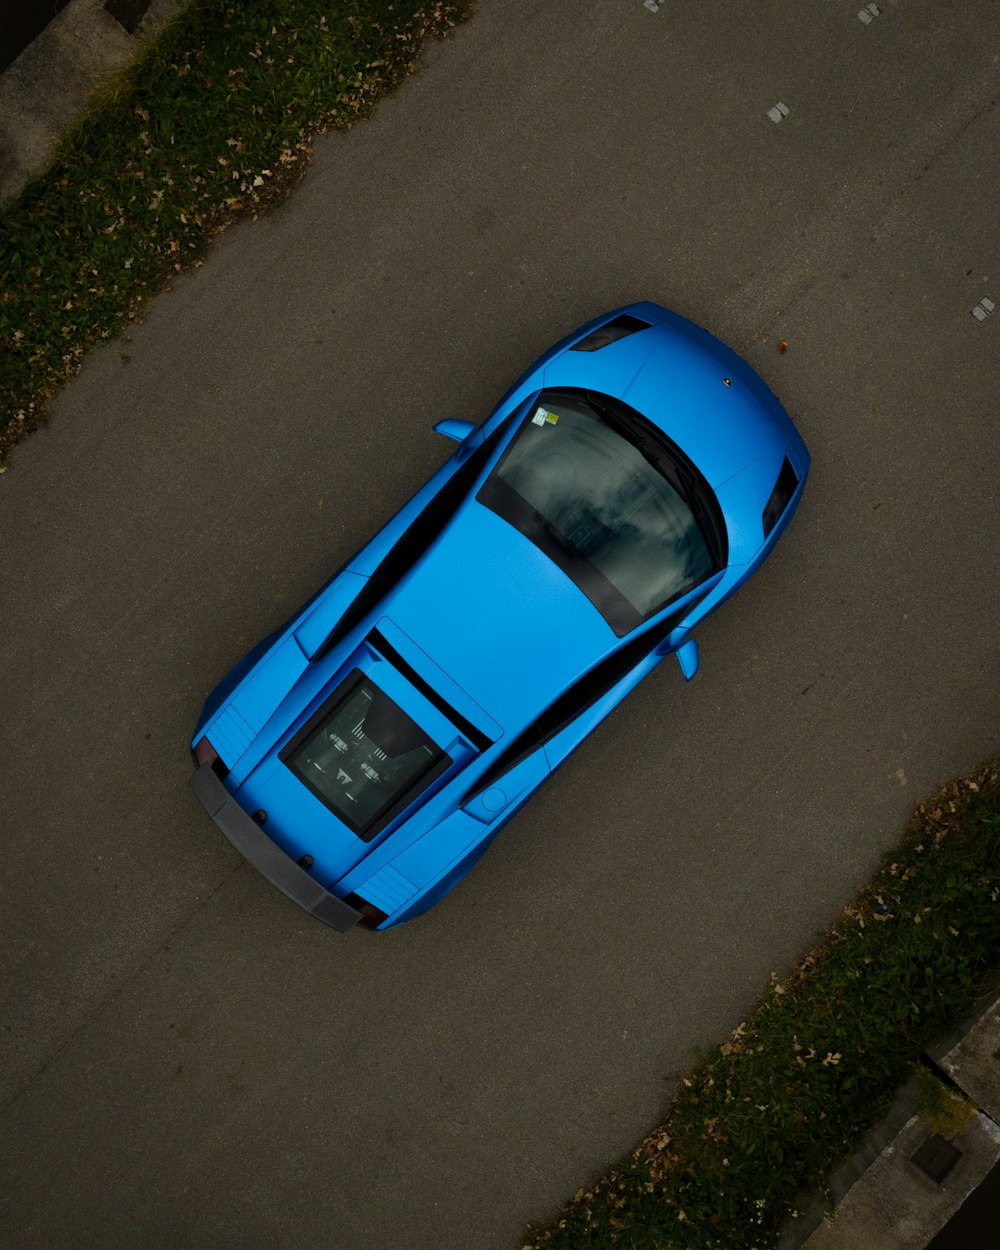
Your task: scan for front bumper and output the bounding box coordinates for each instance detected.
[191,763,361,932]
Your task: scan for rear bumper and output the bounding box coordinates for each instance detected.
[191,763,361,932]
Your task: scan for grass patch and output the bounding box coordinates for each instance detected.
[0,0,470,465]
[524,758,1000,1250]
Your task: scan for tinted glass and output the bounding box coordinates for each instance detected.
[283,672,449,838]
[477,395,717,633]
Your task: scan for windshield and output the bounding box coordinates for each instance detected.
[281,671,450,839]
[476,392,720,634]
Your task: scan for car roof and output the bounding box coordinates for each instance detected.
[378,498,618,733]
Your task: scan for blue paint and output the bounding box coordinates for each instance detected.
[192,304,811,929]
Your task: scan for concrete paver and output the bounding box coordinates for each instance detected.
[801,1109,1000,1250]
[0,0,189,200]
[934,1000,1000,1124]
[786,983,1000,1250]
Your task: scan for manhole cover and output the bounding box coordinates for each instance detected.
[911,1134,962,1184]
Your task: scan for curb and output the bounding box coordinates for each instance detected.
[0,0,192,204]
[779,976,1000,1250]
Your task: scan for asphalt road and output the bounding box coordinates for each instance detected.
[2,2,999,1247]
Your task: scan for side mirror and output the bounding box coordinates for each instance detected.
[433,418,476,443]
[675,638,700,681]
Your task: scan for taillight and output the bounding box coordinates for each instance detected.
[193,737,218,766]
[193,736,229,778]
[344,892,389,930]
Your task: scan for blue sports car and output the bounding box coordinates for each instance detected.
[191,303,809,931]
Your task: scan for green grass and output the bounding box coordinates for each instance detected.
[0,0,470,465]
[523,759,1000,1250]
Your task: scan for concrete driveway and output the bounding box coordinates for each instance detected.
[2,1,998,1246]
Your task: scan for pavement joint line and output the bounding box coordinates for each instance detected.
[731,76,1000,331]
[916,89,1000,187]
[0,855,247,1118]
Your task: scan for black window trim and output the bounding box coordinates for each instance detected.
[368,628,493,753]
[476,387,727,636]
[476,473,652,632]
[314,410,521,661]
[582,390,727,568]
[462,589,708,804]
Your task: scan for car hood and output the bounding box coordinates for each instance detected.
[380,499,617,732]
[622,339,789,489]
[542,312,792,489]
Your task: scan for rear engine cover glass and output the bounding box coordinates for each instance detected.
[281,671,450,839]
